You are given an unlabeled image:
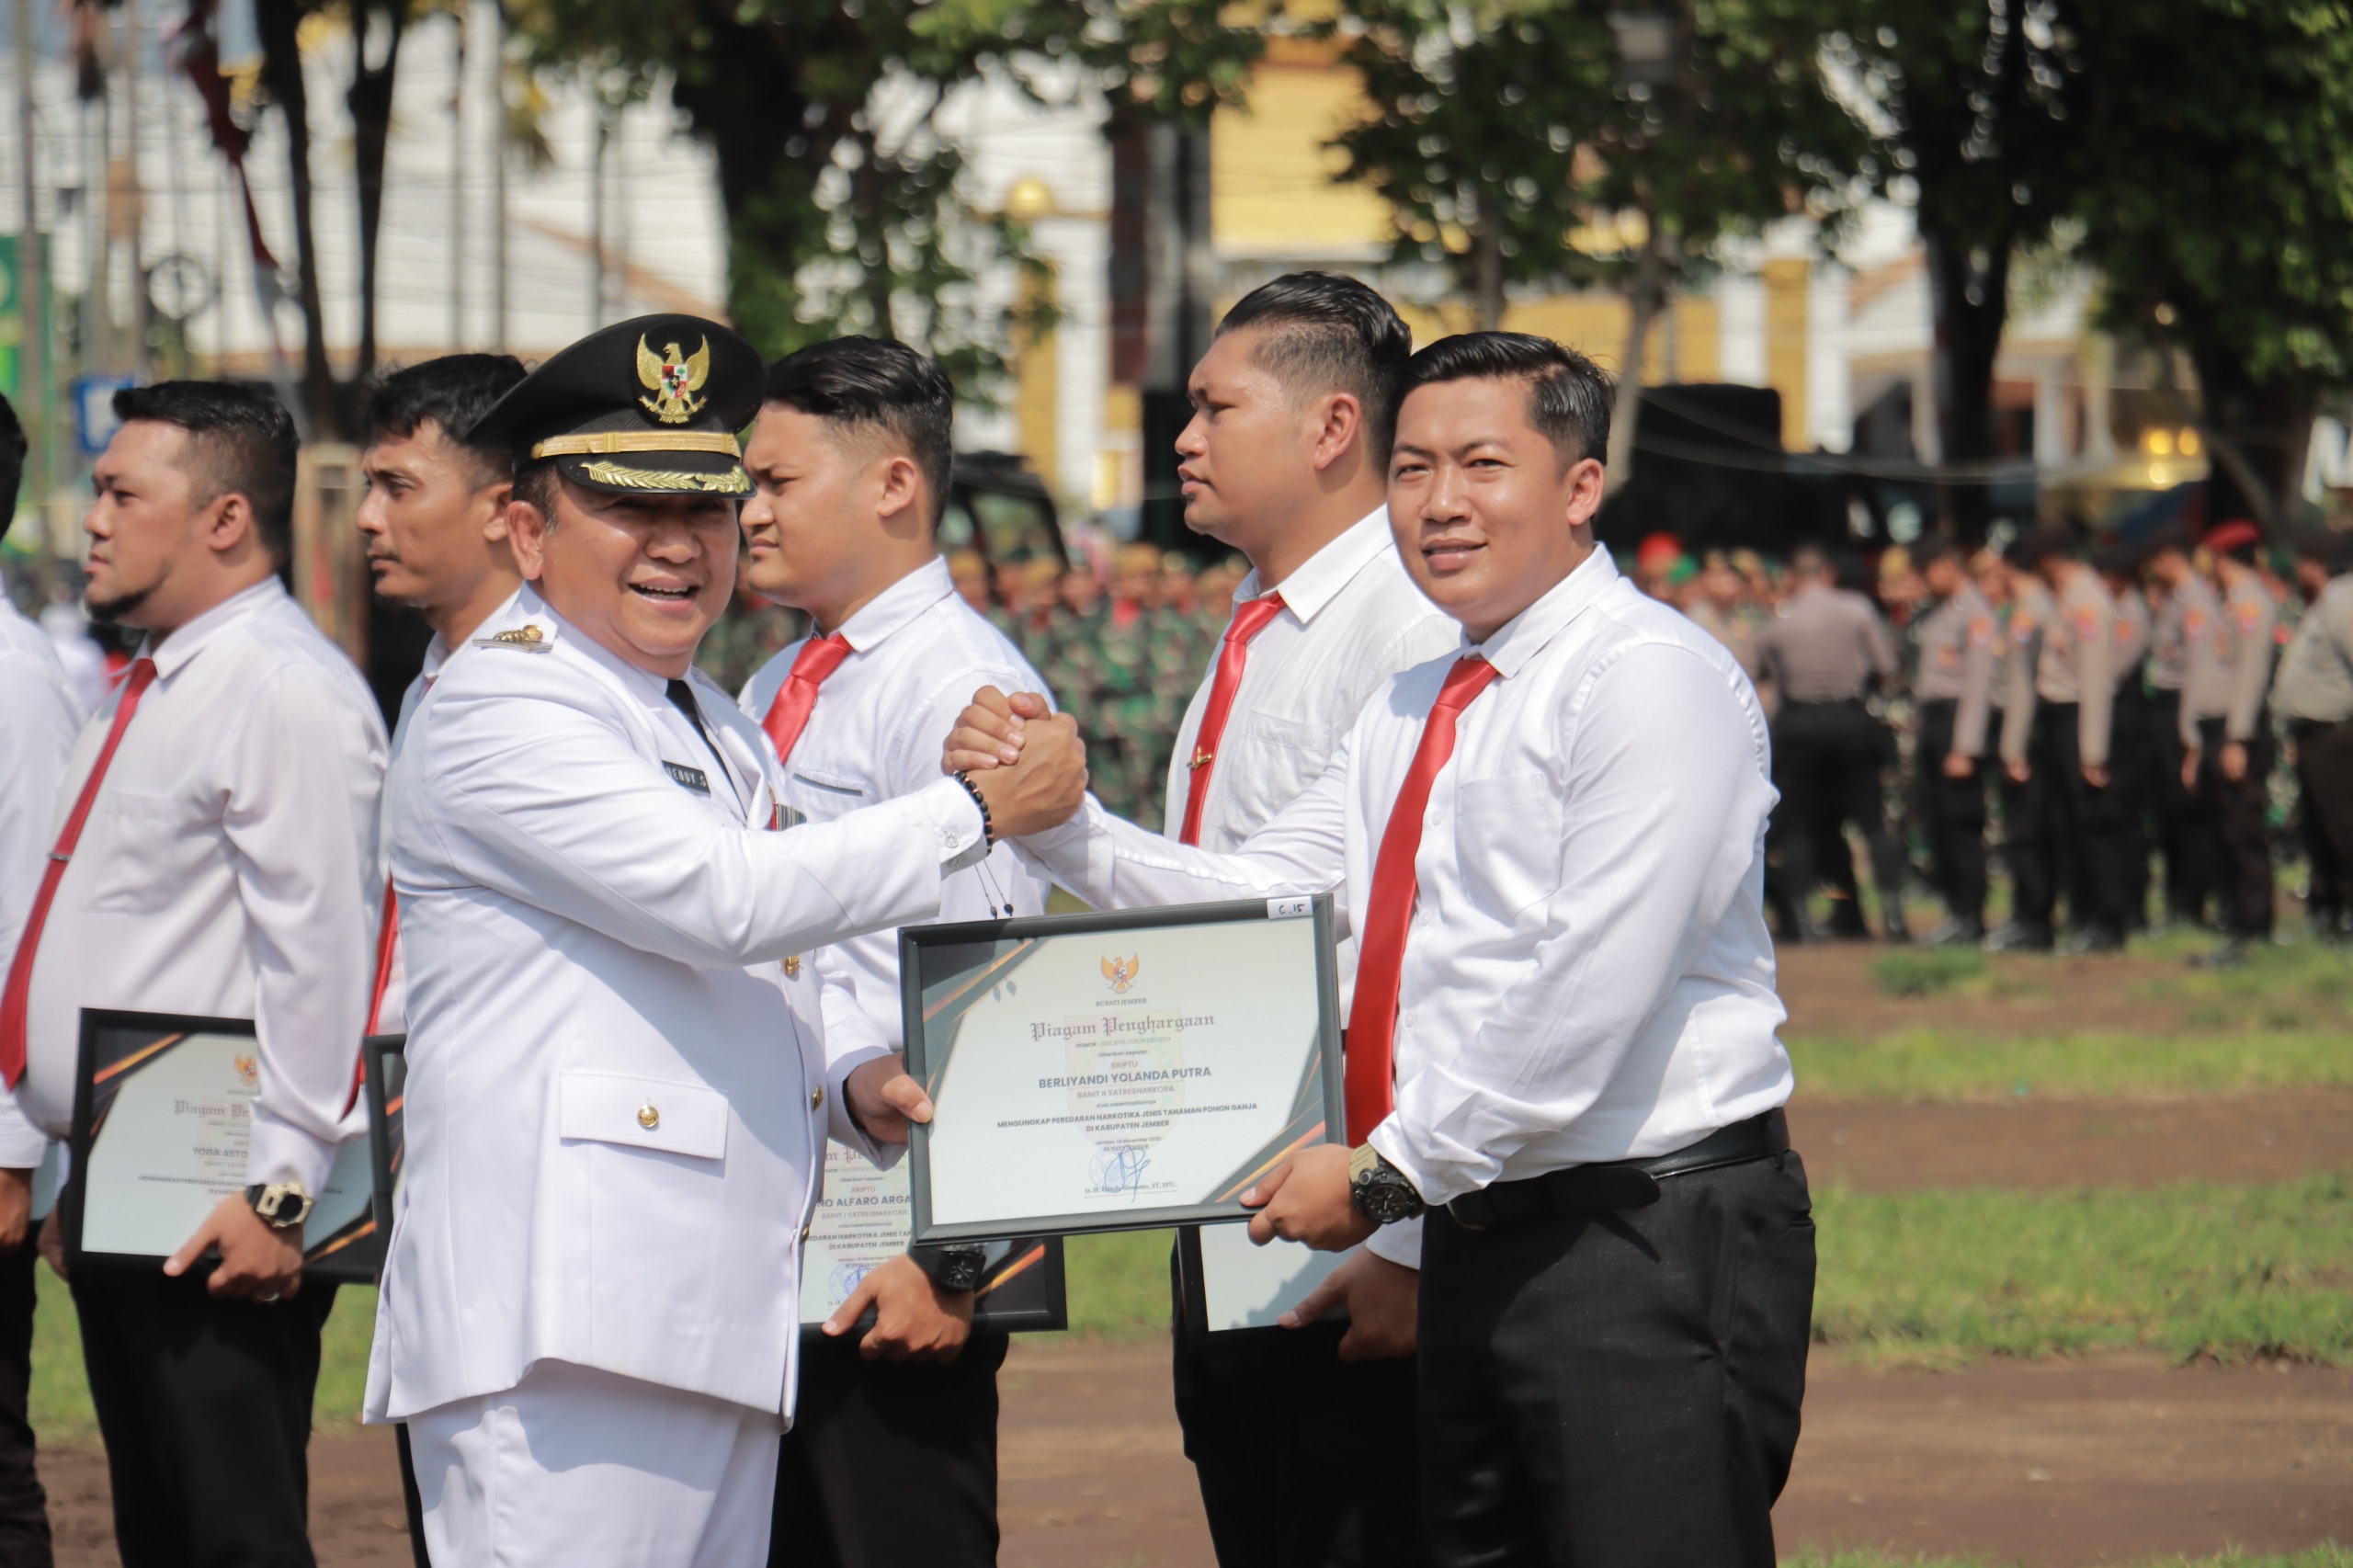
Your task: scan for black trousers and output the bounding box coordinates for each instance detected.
[2110,687,2154,929]
[2291,721,2353,927]
[1170,1253,1423,1568]
[769,1326,1007,1568]
[0,1243,50,1567]
[2192,716,2277,937]
[1768,700,1906,933]
[2147,691,2213,923]
[2018,702,2130,936]
[1418,1153,1815,1568]
[1911,700,1987,926]
[70,1267,336,1568]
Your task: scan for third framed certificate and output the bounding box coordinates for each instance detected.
[901,895,1343,1244]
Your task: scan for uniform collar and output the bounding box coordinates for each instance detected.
[1233,506,1397,625]
[1465,547,1620,681]
[142,575,286,678]
[836,555,956,654]
[423,585,529,684]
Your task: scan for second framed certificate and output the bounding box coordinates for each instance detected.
[901,895,1343,1244]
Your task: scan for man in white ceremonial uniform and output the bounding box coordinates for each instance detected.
[1137,273,1455,1568]
[0,392,78,1563]
[733,337,1055,1568]
[954,334,1813,1568]
[1,382,387,1566]
[351,352,528,1041]
[366,315,1087,1567]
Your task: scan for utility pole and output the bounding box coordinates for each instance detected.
[491,3,507,356]
[119,0,145,379]
[448,6,465,350]
[588,100,605,332]
[16,0,47,502]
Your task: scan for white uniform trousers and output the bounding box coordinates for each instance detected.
[407,1359,783,1566]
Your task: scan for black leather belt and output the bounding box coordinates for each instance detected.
[2290,716,2353,735]
[1445,1108,1791,1230]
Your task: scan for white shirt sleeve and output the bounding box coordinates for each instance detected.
[1366,643,1774,1206]
[227,663,388,1195]
[816,951,899,1169]
[0,647,81,1168]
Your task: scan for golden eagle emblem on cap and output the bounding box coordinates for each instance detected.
[637,335,711,425]
[1101,954,1142,994]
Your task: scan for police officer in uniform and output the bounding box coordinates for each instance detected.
[2181,520,2279,965]
[2009,526,2127,952]
[2141,529,2219,926]
[365,316,1088,1565]
[2097,545,2154,932]
[1906,536,1996,944]
[2273,530,2353,941]
[1756,546,1905,940]
[1988,547,2054,949]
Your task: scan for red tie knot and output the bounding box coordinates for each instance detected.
[1225,594,1284,646]
[790,633,854,685]
[1434,655,1498,711]
[122,656,158,697]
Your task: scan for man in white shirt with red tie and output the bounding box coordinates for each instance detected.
[2,381,388,1565]
[0,392,77,1563]
[1154,272,1452,1568]
[351,352,529,1038]
[733,336,1055,1568]
[956,333,1813,1567]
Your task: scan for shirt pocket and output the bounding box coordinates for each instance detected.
[78,790,193,914]
[558,1070,729,1161]
[784,762,868,825]
[1452,771,1563,919]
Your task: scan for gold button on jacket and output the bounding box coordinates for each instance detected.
[636,1103,660,1131]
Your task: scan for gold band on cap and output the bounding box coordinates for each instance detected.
[578,460,752,495]
[531,431,744,461]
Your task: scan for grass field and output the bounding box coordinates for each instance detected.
[1787,1026,2353,1101]
[1785,1550,2352,1567]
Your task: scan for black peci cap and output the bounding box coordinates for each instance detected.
[471,313,764,497]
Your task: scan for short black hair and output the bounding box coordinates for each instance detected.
[0,392,25,546]
[2294,528,2353,575]
[2094,543,2141,579]
[1911,534,1957,570]
[1389,331,1614,472]
[111,381,300,562]
[1216,272,1413,463]
[2141,525,2192,563]
[2018,523,2085,566]
[361,354,528,483]
[764,337,954,527]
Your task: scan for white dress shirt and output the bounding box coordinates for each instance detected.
[17,577,386,1195]
[740,555,1054,1050]
[1157,508,1454,1277]
[1022,549,1793,1216]
[368,586,987,1424]
[0,598,87,1168]
[370,586,525,1036]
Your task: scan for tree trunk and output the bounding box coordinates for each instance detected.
[255,0,337,437]
[1921,218,2012,545]
[1604,233,1665,492]
[347,3,404,378]
[2179,339,2314,536]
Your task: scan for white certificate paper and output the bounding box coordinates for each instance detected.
[909,900,1340,1241]
[77,1028,371,1265]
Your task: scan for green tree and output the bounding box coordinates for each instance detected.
[504,0,1261,387]
[1324,0,1868,480]
[1824,0,2087,540]
[2069,0,2353,532]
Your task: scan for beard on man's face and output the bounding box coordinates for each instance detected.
[85,584,154,625]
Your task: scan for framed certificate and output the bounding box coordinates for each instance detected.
[63,1010,381,1282]
[901,895,1343,1244]
[799,1144,1067,1332]
[361,1034,407,1248]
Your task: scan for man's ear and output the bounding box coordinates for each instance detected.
[506,499,551,580]
[874,453,924,531]
[1308,392,1364,474]
[479,482,515,543]
[1563,456,1608,529]
[202,492,256,556]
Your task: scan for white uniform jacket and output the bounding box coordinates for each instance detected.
[365,590,987,1425]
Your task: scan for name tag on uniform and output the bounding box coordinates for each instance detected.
[664,761,711,795]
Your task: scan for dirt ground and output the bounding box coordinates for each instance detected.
[1776,942,2216,1041]
[40,945,2353,1564]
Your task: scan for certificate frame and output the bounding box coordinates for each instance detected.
[64,1009,383,1283]
[901,895,1344,1245]
[361,1034,407,1251]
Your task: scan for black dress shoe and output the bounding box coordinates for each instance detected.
[1916,917,1986,948]
[1984,920,2054,952]
[2061,926,2125,955]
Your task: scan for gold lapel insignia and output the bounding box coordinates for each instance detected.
[472,621,554,651]
[636,335,711,425]
[782,955,802,978]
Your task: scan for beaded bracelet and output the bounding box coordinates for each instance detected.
[951,769,998,847]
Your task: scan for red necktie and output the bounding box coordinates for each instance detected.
[760,633,853,769]
[1177,594,1285,847]
[0,657,159,1088]
[1343,656,1498,1142]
